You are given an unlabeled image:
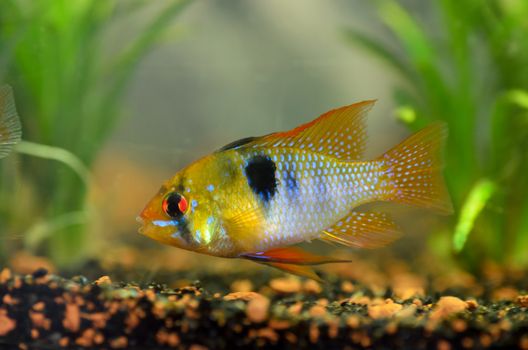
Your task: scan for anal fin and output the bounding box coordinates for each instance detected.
[321,211,402,249]
[264,262,324,283]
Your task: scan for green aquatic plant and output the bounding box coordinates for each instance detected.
[0,0,191,266]
[345,0,528,267]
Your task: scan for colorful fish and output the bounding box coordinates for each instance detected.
[138,101,452,281]
[0,85,21,159]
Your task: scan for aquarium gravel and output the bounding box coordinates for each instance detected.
[0,267,527,349]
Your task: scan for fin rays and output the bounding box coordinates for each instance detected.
[0,85,22,158]
[379,122,453,214]
[226,100,375,161]
[320,211,402,249]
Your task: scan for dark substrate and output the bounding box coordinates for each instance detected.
[0,266,527,350]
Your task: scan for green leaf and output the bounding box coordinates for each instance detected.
[394,105,416,125]
[453,179,496,252]
[506,89,528,109]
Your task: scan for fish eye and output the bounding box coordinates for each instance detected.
[162,192,188,218]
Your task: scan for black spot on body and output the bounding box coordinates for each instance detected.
[244,155,277,203]
[217,136,258,152]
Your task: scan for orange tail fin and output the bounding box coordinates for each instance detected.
[379,122,453,215]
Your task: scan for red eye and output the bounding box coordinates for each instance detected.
[178,195,188,213]
[162,192,188,218]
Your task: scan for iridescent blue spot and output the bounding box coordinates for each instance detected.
[153,220,179,227]
[207,216,214,225]
[191,200,198,208]
[207,184,215,192]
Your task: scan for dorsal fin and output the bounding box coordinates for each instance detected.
[245,100,375,161]
[217,136,259,152]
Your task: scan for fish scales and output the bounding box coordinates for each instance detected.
[244,148,391,251]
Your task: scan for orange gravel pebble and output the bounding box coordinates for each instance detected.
[341,280,355,293]
[269,277,301,294]
[430,296,468,320]
[95,276,112,286]
[368,299,403,319]
[224,292,265,301]
[230,279,253,293]
[517,295,528,307]
[437,339,451,350]
[520,335,528,350]
[309,305,327,318]
[63,303,81,332]
[110,336,128,349]
[452,319,467,332]
[287,302,303,316]
[246,296,270,323]
[303,280,322,294]
[0,268,11,283]
[466,299,479,310]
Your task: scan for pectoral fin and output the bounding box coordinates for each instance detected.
[223,206,266,251]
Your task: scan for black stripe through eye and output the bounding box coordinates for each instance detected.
[244,155,277,203]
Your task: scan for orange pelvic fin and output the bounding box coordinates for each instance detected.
[321,211,402,249]
[0,85,22,159]
[241,246,350,265]
[235,100,375,161]
[264,262,324,283]
[379,122,453,214]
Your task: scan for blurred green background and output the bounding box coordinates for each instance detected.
[0,0,527,274]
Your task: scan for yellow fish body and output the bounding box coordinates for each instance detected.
[138,101,452,280]
[0,85,21,159]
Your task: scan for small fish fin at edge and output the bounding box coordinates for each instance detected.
[240,246,350,265]
[233,100,375,161]
[320,211,402,249]
[0,85,22,159]
[262,261,324,283]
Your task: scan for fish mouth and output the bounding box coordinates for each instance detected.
[136,215,145,234]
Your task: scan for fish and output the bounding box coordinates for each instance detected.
[138,100,453,281]
[0,85,21,159]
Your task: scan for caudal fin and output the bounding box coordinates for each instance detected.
[0,85,21,159]
[379,122,453,215]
